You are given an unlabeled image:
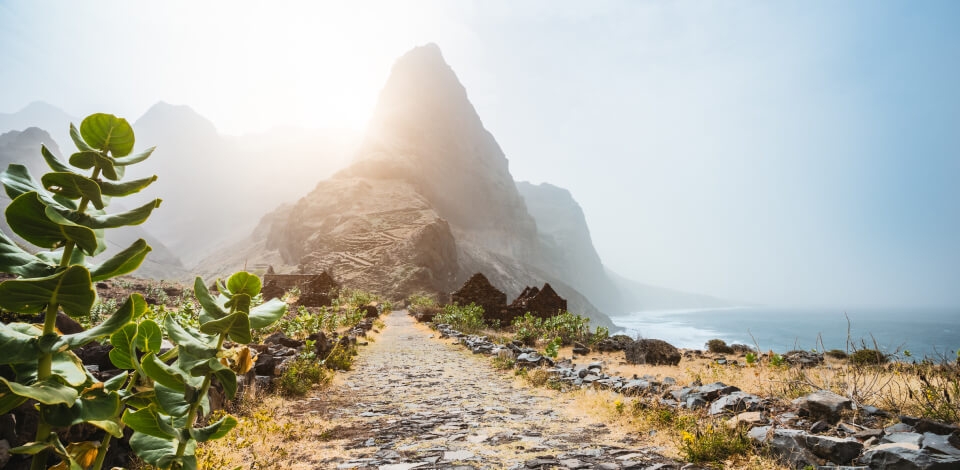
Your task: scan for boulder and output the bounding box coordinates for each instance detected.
[624,339,681,366]
[859,442,960,469]
[784,349,823,367]
[595,334,634,352]
[708,391,763,416]
[794,390,852,423]
[264,331,303,349]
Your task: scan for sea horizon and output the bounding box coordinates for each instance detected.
[610,306,960,361]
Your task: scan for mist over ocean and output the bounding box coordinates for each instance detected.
[611,307,960,360]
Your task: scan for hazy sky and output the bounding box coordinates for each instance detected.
[1,1,958,308]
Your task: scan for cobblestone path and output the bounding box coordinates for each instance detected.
[282,311,681,470]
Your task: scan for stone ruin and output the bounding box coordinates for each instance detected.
[261,269,341,307]
[450,272,509,321]
[449,273,568,324]
[508,282,567,319]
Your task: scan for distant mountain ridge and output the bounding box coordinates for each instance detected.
[0,48,734,318]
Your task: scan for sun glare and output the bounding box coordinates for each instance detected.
[144,1,455,134]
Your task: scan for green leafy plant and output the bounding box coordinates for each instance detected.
[544,337,562,359]
[0,114,286,470]
[745,352,758,365]
[434,303,486,334]
[0,113,163,470]
[769,353,786,367]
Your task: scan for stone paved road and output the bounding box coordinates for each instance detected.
[289,311,681,470]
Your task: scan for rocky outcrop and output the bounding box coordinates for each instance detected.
[624,339,682,366]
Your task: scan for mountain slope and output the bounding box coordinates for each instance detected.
[0,101,76,150]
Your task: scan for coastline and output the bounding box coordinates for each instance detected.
[611,306,960,360]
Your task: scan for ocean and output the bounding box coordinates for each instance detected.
[609,307,960,361]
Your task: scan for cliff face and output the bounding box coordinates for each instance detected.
[516,181,623,313]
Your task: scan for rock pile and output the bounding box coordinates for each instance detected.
[432,323,960,469]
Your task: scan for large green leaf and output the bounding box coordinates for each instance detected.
[0,392,28,415]
[108,323,138,370]
[214,367,238,400]
[176,350,215,378]
[103,371,128,392]
[5,192,97,252]
[41,144,74,173]
[190,415,237,442]
[0,265,95,317]
[224,293,251,315]
[129,432,180,469]
[68,151,122,181]
[199,312,251,344]
[0,377,78,405]
[41,172,105,209]
[38,205,103,255]
[141,353,187,393]
[89,239,152,281]
[69,123,96,153]
[0,230,57,278]
[46,199,161,232]
[113,146,155,166]
[0,321,41,364]
[249,299,287,329]
[77,198,162,229]
[79,113,135,157]
[226,271,261,297]
[194,277,227,324]
[99,174,157,197]
[58,294,142,350]
[1,164,42,200]
[154,383,190,418]
[12,350,88,387]
[136,319,163,354]
[164,315,216,357]
[123,407,177,439]
[40,387,121,432]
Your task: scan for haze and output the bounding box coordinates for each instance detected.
[1,1,957,309]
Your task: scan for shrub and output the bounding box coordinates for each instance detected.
[434,303,486,334]
[730,343,755,354]
[825,349,849,360]
[510,311,592,346]
[850,349,888,365]
[277,357,330,396]
[706,339,735,354]
[323,343,358,371]
[680,425,751,463]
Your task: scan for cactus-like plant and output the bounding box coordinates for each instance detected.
[0,114,286,470]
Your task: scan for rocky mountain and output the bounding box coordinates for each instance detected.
[0,101,75,150]
[201,44,617,327]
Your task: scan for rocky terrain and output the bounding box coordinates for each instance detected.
[436,322,960,469]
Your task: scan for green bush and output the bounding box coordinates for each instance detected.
[277,357,330,396]
[323,342,358,371]
[680,425,751,463]
[434,303,486,334]
[850,349,888,365]
[510,311,591,346]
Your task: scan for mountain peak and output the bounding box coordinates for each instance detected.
[135,101,218,137]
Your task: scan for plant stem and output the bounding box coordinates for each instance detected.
[29,301,61,470]
[173,334,226,464]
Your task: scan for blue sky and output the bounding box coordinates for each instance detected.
[1,1,958,308]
